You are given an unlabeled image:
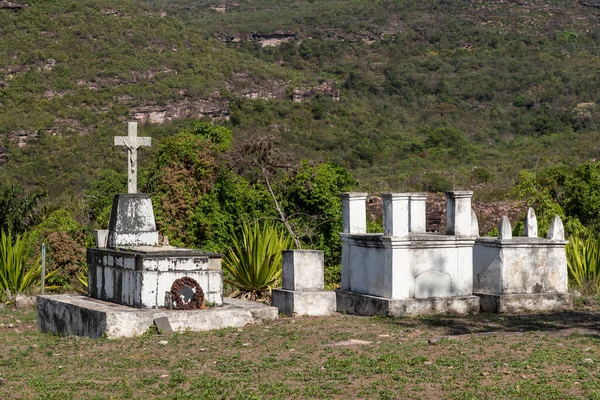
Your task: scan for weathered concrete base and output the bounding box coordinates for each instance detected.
[475,292,572,313]
[272,289,336,316]
[335,290,479,316]
[37,294,278,339]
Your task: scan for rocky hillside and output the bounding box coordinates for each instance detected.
[1,0,600,202]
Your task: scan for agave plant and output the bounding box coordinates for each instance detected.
[0,230,56,296]
[76,270,88,294]
[566,236,600,293]
[223,221,293,301]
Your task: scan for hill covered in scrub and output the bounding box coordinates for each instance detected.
[1,0,600,202]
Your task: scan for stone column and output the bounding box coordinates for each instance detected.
[408,193,427,233]
[445,191,474,236]
[382,193,409,237]
[341,192,367,234]
[524,208,538,238]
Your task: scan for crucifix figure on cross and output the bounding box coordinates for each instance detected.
[114,122,151,194]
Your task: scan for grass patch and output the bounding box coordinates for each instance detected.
[0,307,599,399]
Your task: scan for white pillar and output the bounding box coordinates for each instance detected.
[498,216,513,239]
[408,193,427,233]
[341,192,367,234]
[382,193,409,237]
[445,191,473,236]
[524,207,538,238]
[547,216,565,240]
[471,209,480,237]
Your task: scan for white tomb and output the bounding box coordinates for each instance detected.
[473,209,571,312]
[337,191,480,316]
[88,192,223,308]
[37,122,277,338]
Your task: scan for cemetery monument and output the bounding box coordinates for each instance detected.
[336,192,480,316]
[37,122,277,338]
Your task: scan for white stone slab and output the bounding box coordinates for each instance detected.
[37,295,277,339]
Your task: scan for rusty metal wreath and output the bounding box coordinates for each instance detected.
[170,276,205,310]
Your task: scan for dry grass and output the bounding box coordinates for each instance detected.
[0,303,599,399]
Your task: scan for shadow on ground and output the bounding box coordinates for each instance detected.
[380,309,600,337]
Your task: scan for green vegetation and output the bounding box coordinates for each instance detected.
[2,0,600,199]
[566,236,600,294]
[0,185,46,235]
[223,221,293,300]
[2,0,600,291]
[0,231,54,299]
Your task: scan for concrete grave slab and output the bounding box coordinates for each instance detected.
[272,290,337,316]
[336,290,480,317]
[273,250,337,316]
[37,294,277,339]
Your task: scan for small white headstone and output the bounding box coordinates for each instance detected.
[471,209,480,237]
[498,216,512,239]
[547,216,565,240]
[524,207,538,237]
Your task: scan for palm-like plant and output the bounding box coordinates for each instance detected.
[566,236,600,293]
[0,230,56,296]
[223,221,293,300]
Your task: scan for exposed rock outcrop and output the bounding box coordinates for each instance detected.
[0,1,27,10]
[252,31,297,47]
[131,93,230,124]
[227,72,339,102]
[292,81,339,102]
[0,130,39,164]
[227,72,288,100]
[7,130,38,148]
[101,9,123,16]
[218,31,297,47]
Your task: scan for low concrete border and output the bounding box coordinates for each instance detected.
[475,292,572,313]
[336,290,479,316]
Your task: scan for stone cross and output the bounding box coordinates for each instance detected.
[114,122,151,193]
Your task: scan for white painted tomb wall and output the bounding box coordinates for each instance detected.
[88,248,224,309]
[340,191,476,301]
[473,210,568,295]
